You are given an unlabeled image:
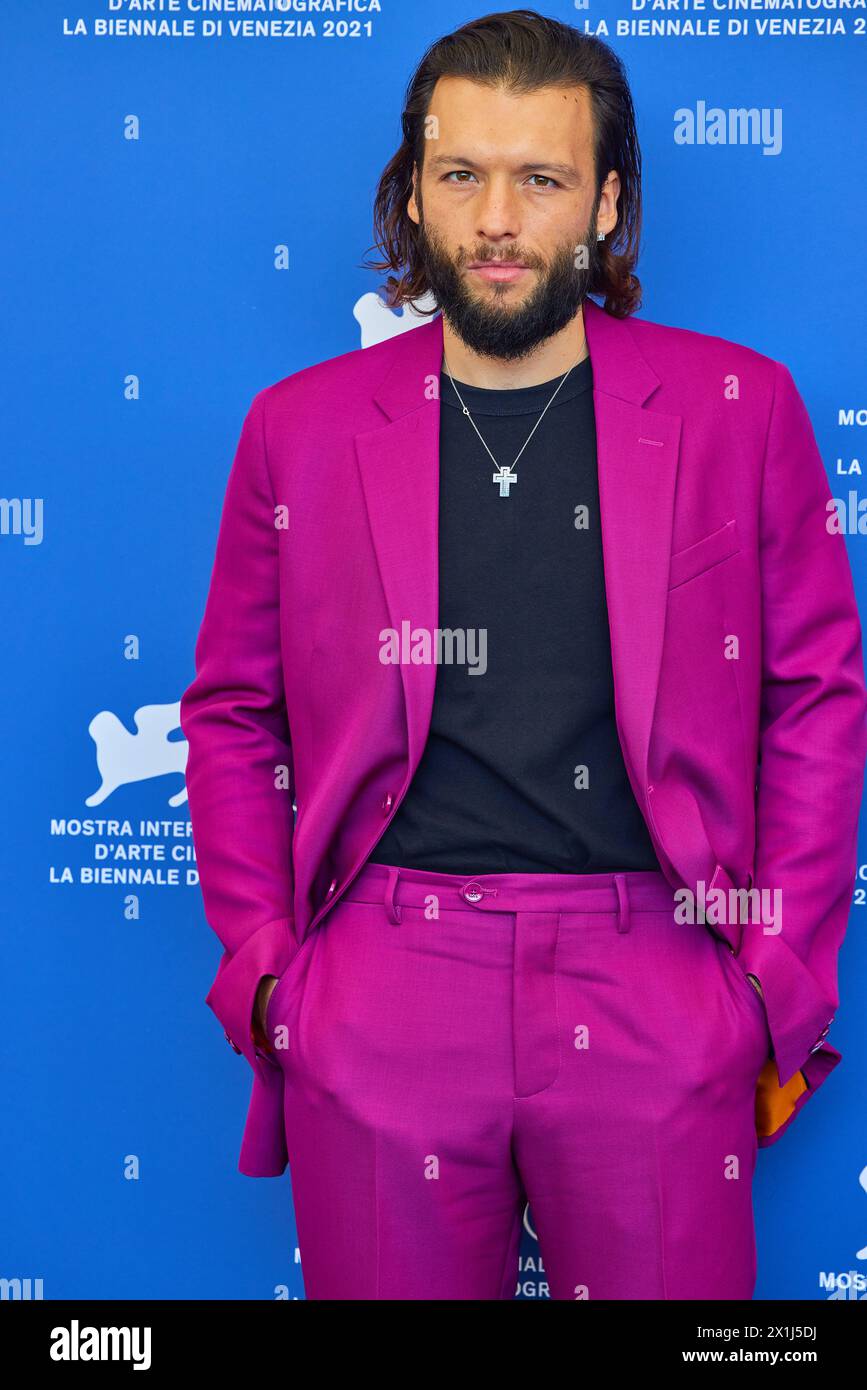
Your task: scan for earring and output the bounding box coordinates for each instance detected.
[597,232,605,242]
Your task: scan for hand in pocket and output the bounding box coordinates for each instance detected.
[254,974,280,1045]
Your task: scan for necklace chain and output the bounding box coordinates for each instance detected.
[442,335,588,497]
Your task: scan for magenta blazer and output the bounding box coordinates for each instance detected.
[180,298,867,1177]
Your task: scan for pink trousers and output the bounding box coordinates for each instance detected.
[263,861,772,1300]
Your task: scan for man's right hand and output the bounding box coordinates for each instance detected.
[253,974,280,1045]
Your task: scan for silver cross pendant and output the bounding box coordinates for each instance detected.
[492,465,517,497]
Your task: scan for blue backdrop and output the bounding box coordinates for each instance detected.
[2,1,865,1301]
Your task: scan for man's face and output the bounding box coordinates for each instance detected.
[406,78,619,362]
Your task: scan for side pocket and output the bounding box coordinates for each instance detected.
[263,927,320,1053]
[716,937,772,1056]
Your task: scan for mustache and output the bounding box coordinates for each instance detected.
[460,251,542,268]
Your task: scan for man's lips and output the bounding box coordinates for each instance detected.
[466,262,530,284]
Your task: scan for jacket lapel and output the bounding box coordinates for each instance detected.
[354,319,443,776]
[354,301,683,808]
[583,299,682,800]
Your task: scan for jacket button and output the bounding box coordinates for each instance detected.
[381,792,394,814]
[811,1019,833,1052]
[647,784,654,794]
[224,1029,242,1055]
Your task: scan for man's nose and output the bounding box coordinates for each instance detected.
[473,179,523,241]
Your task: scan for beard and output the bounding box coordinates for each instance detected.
[413,200,602,363]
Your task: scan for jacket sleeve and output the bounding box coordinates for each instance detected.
[737,359,867,1088]
[180,388,298,1074]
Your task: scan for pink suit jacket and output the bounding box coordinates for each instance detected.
[180,298,867,1177]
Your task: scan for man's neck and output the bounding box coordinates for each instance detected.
[440,305,588,389]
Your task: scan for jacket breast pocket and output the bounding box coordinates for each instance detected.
[668,518,741,591]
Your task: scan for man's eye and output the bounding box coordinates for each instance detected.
[443,171,559,188]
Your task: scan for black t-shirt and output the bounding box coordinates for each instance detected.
[370,351,661,875]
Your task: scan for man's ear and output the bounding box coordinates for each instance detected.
[597,169,621,239]
[407,162,420,227]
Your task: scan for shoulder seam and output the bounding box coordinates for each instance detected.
[252,388,278,510]
[758,358,784,503]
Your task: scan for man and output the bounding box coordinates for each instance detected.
[180,12,867,1300]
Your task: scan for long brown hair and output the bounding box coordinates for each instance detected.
[362,9,643,319]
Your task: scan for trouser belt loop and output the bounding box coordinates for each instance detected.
[614,873,631,933]
[384,866,402,924]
